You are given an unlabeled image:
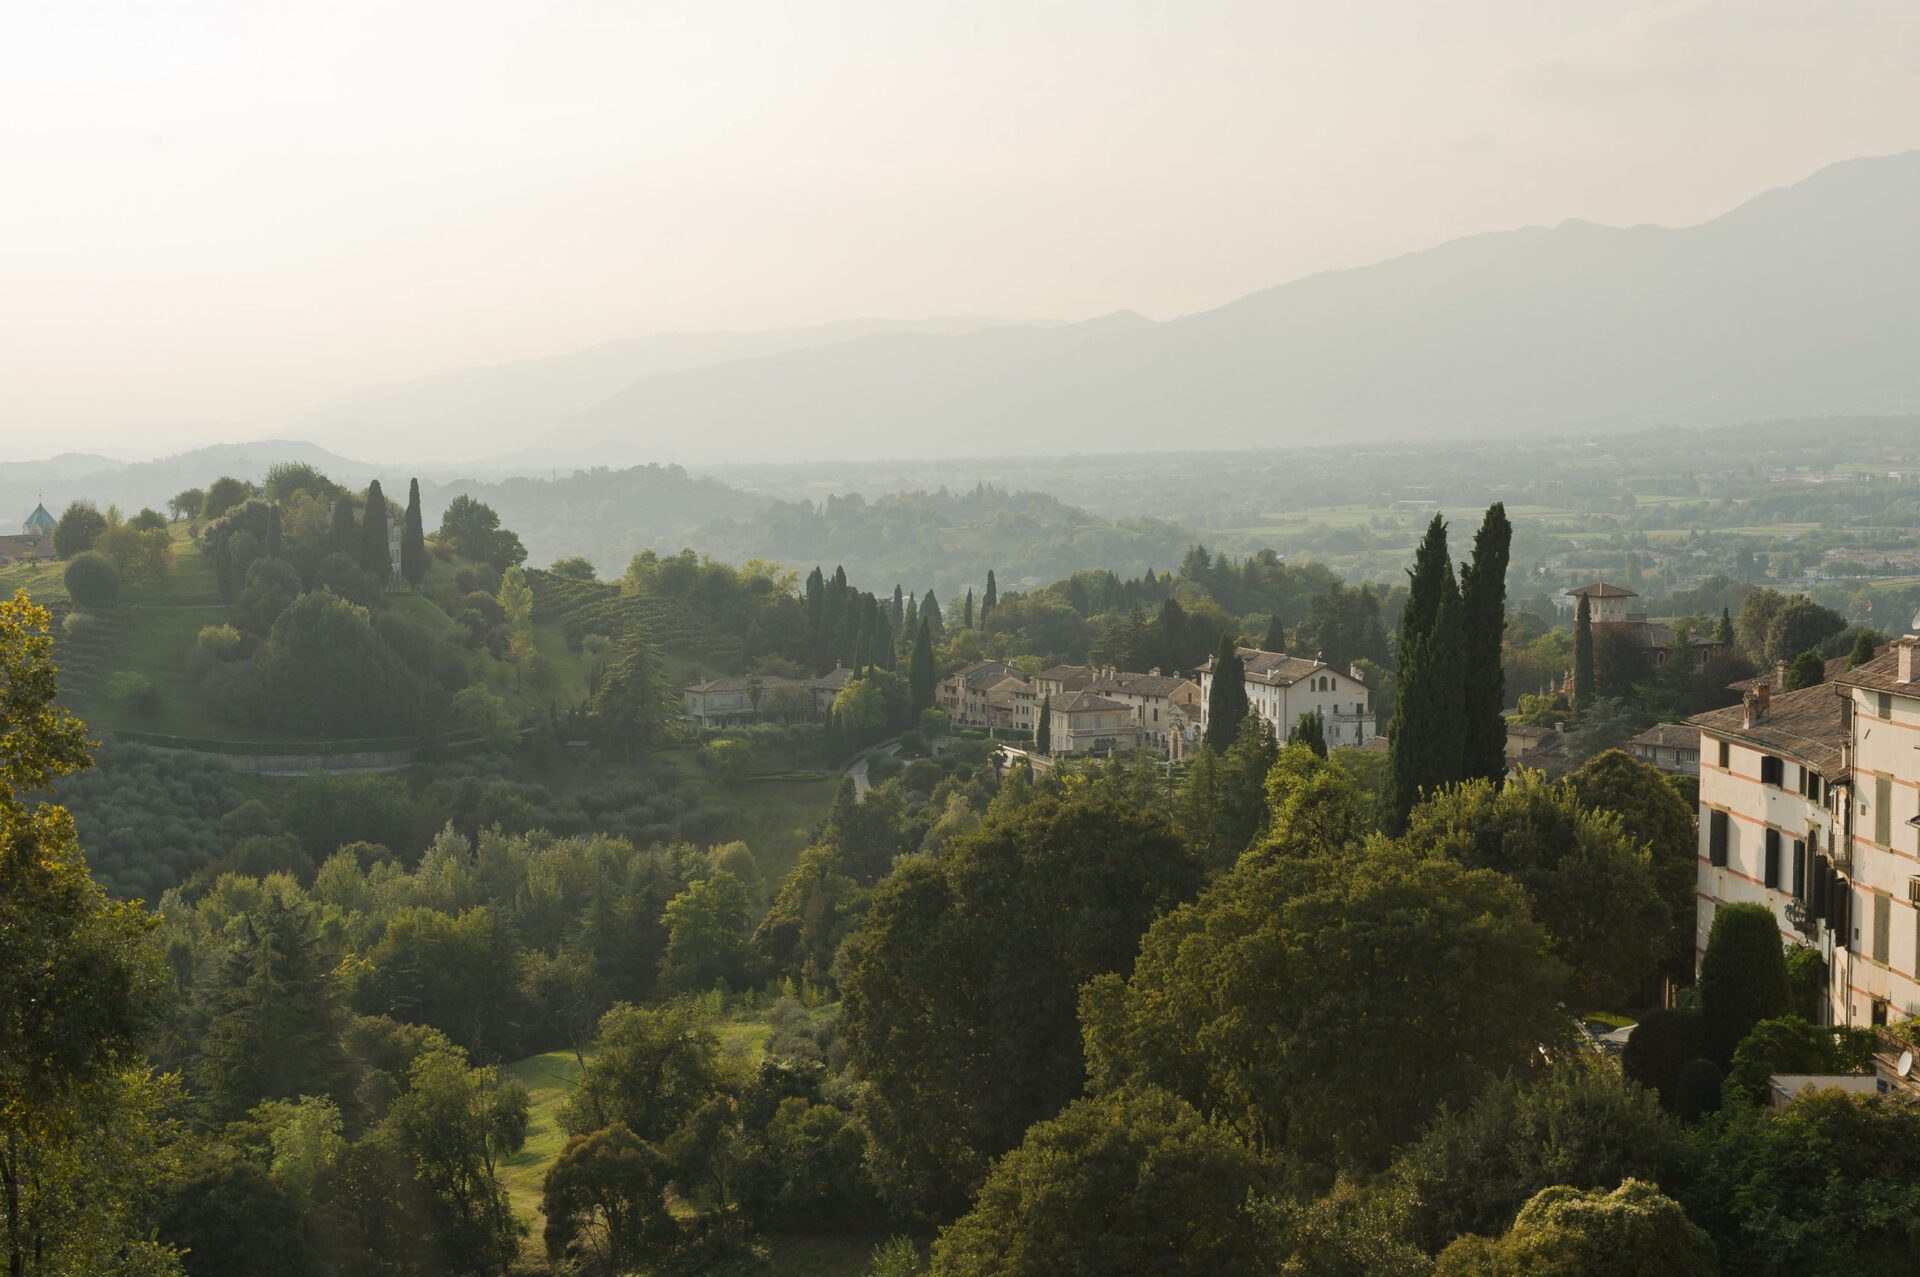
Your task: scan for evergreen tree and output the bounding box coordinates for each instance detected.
[195,897,349,1122]
[330,493,357,556]
[1154,596,1188,671]
[1261,614,1287,653]
[964,588,974,630]
[1715,607,1734,646]
[593,630,678,761]
[892,585,905,628]
[359,480,392,581]
[921,589,944,639]
[1850,629,1878,667]
[1293,709,1327,758]
[983,570,997,624]
[1387,514,1466,833]
[1035,694,1051,755]
[1459,502,1512,785]
[909,615,936,713]
[1203,636,1249,752]
[1573,593,1596,716]
[401,477,427,586]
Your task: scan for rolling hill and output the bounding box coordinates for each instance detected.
[536,151,1920,463]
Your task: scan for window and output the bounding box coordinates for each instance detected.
[1874,892,1892,965]
[1793,840,1807,898]
[1764,829,1781,889]
[1709,809,1729,867]
[1760,755,1784,787]
[1877,775,1894,846]
[1879,692,1894,719]
[1717,740,1730,769]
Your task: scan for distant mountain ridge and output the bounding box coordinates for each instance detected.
[525,150,1920,463]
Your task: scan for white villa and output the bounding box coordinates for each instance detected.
[1198,647,1376,748]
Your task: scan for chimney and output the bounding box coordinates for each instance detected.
[1898,636,1920,684]
[1774,658,1790,690]
[1743,685,1770,728]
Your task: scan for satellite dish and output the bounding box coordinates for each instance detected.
[1909,608,1920,632]
[1900,1051,1914,1080]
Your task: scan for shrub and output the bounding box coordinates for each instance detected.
[1621,1008,1704,1110]
[1674,1058,1723,1123]
[63,550,121,609]
[103,671,161,717]
[1699,903,1790,1066]
[186,624,245,685]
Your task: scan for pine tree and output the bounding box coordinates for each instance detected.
[909,615,935,714]
[1715,608,1734,646]
[964,588,974,630]
[1203,636,1249,752]
[1459,502,1512,784]
[1035,694,1051,755]
[1261,614,1286,653]
[1573,593,1596,716]
[360,480,392,580]
[402,477,428,586]
[1387,514,1466,832]
[594,629,678,761]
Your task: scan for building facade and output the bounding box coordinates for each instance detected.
[1691,640,1920,1030]
[1197,647,1375,748]
[682,665,852,728]
[1047,690,1144,756]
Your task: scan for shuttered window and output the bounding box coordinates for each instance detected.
[1764,829,1781,889]
[1717,740,1730,769]
[1761,755,1784,787]
[1792,840,1806,898]
[1877,776,1894,845]
[1812,855,1830,918]
[1709,809,1729,867]
[1874,892,1892,965]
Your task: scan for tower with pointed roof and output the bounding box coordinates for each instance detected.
[23,501,54,537]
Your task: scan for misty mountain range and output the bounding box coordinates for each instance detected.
[297,149,1920,465]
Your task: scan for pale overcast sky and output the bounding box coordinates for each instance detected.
[2,0,1916,453]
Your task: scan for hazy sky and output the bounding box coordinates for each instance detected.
[3,0,1916,454]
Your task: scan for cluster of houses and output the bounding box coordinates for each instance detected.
[0,502,56,567]
[681,643,1382,760]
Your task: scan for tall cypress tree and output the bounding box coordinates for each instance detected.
[1035,694,1051,755]
[892,585,905,628]
[1261,614,1287,653]
[1203,635,1249,752]
[330,494,358,556]
[983,570,997,623]
[1458,502,1512,784]
[909,615,935,713]
[1573,592,1596,716]
[964,588,974,630]
[401,477,427,586]
[921,589,944,639]
[359,480,392,581]
[1388,515,1466,832]
[1715,607,1734,646]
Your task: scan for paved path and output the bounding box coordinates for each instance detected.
[850,741,901,801]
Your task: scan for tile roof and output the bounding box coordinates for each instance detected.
[1731,645,1887,693]
[1201,647,1362,688]
[1629,723,1701,751]
[1566,582,1638,599]
[1089,672,1196,698]
[1053,691,1133,713]
[1688,683,1846,774]
[1827,644,1914,695]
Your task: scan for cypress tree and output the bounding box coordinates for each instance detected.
[1387,515,1466,833]
[1715,607,1734,646]
[1293,709,1328,758]
[983,570,997,622]
[1573,593,1596,716]
[1154,596,1187,672]
[1035,694,1051,755]
[330,494,357,555]
[401,477,427,585]
[921,590,944,639]
[892,585,905,627]
[909,615,935,713]
[1261,614,1286,653]
[964,588,974,630]
[359,480,391,580]
[1203,635,1249,752]
[1459,502,1512,784]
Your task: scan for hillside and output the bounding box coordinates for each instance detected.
[535,151,1920,463]
[299,316,1013,461]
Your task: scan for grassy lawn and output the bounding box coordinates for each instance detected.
[68,602,232,737]
[497,1048,586,1231]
